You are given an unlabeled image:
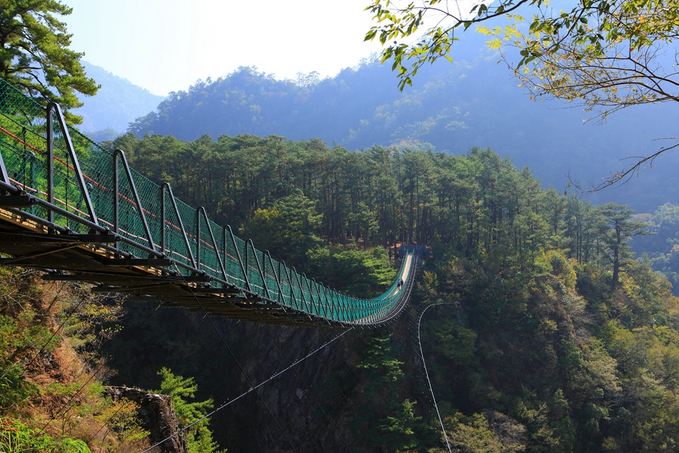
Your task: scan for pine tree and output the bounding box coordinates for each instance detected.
[157,368,222,453]
[0,0,98,122]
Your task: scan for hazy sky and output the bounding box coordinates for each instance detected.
[64,0,384,96]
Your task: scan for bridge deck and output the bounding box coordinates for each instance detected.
[0,205,416,326]
[0,207,305,324]
[0,77,419,326]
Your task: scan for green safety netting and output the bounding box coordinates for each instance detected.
[0,77,416,325]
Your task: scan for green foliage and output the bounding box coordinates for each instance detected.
[100,131,678,451]
[0,307,48,409]
[379,399,423,451]
[616,261,677,326]
[514,400,566,452]
[430,317,478,366]
[122,135,633,280]
[96,398,149,446]
[354,334,411,449]
[0,358,34,409]
[634,203,679,294]
[0,0,98,121]
[156,368,222,453]
[364,0,678,113]
[358,334,404,384]
[410,219,678,451]
[536,250,577,291]
[0,268,148,450]
[124,64,679,215]
[0,417,90,453]
[58,283,122,362]
[445,412,505,453]
[602,321,679,451]
[306,245,395,295]
[244,189,322,266]
[511,0,678,110]
[599,203,648,289]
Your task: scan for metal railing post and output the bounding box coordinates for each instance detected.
[163,183,196,268]
[113,150,119,244]
[302,273,316,315]
[0,150,10,188]
[52,103,98,225]
[200,208,227,282]
[46,104,54,223]
[292,268,310,314]
[195,208,201,270]
[160,185,165,254]
[243,240,248,286]
[115,149,155,251]
[246,239,270,300]
[265,251,285,305]
[276,257,285,305]
[281,263,297,310]
[226,225,250,292]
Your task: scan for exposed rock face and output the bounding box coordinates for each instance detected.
[103,300,417,452]
[106,385,188,453]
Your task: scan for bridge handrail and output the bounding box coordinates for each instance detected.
[0,77,418,325]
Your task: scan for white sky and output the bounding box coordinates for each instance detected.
[64,0,385,96]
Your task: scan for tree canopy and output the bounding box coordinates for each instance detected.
[365,0,678,187]
[93,132,679,450]
[0,0,97,121]
[364,0,678,109]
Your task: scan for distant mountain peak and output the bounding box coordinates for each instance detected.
[76,62,164,139]
[128,57,676,212]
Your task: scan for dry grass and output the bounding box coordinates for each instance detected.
[2,270,148,452]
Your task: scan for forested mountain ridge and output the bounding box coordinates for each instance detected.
[99,133,679,451]
[127,50,678,212]
[2,0,678,451]
[3,126,678,451]
[75,62,164,140]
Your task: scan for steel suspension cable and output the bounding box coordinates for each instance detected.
[141,326,354,453]
[142,261,296,451]
[211,318,299,451]
[97,261,323,451]
[417,303,456,453]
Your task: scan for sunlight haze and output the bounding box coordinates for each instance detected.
[64,0,384,95]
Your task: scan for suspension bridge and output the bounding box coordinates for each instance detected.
[0,78,419,327]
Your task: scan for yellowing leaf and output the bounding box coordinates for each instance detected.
[504,25,522,39]
[487,38,502,50]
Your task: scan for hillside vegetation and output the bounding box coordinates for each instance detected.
[0,268,148,451]
[1,129,677,451]
[634,204,679,294]
[98,134,679,451]
[2,1,678,451]
[127,59,678,211]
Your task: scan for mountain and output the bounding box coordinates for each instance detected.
[101,140,679,452]
[129,46,678,213]
[76,62,163,139]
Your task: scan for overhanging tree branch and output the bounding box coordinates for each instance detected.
[592,141,679,192]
